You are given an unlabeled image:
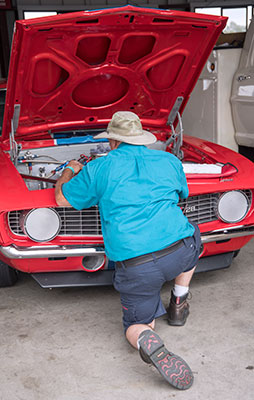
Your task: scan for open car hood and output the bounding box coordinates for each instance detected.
[2,6,227,141]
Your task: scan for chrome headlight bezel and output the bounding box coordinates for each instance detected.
[21,208,61,242]
[217,190,250,223]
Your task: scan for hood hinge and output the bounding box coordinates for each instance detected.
[166,96,184,160]
[9,104,21,166]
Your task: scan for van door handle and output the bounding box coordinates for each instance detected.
[237,75,251,81]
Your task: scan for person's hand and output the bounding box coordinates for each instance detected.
[66,160,84,174]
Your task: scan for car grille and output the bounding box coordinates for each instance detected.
[7,190,252,237]
[178,193,219,224]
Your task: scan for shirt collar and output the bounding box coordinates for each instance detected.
[117,142,145,152]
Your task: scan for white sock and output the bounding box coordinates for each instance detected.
[173,284,189,297]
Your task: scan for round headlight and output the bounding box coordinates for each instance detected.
[217,190,249,223]
[22,208,61,242]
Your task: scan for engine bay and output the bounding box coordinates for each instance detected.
[12,120,231,192]
[17,140,111,191]
[15,134,167,191]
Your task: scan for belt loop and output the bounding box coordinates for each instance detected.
[151,252,157,263]
[120,261,126,269]
[183,237,188,246]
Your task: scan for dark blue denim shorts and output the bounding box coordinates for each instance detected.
[113,223,201,332]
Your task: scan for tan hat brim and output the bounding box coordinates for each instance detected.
[94,130,157,145]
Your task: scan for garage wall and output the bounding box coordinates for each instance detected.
[15,0,254,19]
[15,0,186,19]
[182,49,241,151]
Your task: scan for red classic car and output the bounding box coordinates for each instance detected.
[0,6,253,288]
[0,79,7,136]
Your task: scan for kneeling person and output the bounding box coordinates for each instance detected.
[55,111,201,390]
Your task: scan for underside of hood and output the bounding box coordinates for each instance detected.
[2,6,227,140]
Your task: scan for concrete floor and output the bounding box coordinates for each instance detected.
[0,240,254,400]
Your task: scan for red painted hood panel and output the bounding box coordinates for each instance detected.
[2,6,226,140]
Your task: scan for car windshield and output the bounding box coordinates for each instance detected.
[0,89,6,136]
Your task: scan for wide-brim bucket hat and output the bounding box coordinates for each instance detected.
[94,111,157,145]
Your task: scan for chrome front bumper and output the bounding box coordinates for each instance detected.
[0,225,253,259]
[201,225,254,243]
[0,244,105,259]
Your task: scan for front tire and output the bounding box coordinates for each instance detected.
[0,260,18,287]
[233,250,241,258]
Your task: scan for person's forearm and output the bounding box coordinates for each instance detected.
[55,160,83,206]
[55,169,73,206]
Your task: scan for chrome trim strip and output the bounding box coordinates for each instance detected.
[201,225,254,243]
[0,245,105,259]
[0,225,253,259]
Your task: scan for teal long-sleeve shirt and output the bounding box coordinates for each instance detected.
[62,143,194,261]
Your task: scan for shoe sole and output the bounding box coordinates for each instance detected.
[167,318,187,326]
[139,331,193,390]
